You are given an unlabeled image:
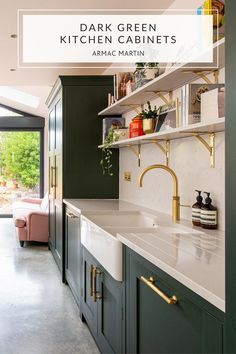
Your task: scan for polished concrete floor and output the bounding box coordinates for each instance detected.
[0,218,99,354]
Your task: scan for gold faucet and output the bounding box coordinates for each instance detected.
[139,164,180,222]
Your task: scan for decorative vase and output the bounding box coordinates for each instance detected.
[142,118,156,134]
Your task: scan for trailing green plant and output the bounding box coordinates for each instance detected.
[142,101,160,119]
[100,128,119,176]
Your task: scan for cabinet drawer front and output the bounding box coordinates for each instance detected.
[126,248,223,354]
[97,270,124,354]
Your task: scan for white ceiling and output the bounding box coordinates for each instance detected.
[0,0,202,117]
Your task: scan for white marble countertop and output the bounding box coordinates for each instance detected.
[64,198,225,312]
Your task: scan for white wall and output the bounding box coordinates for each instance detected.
[119,70,225,230]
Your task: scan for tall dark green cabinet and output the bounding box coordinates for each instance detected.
[226,1,236,352]
[46,76,119,278]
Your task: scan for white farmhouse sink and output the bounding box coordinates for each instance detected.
[81,215,123,281]
[81,211,158,281]
[80,211,203,282]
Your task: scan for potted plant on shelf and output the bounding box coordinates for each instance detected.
[142,101,160,134]
[100,127,119,176]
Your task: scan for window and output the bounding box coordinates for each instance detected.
[0,106,23,117]
[0,87,40,108]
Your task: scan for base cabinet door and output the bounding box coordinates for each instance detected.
[65,207,81,305]
[81,247,98,338]
[55,203,63,265]
[81,247,124,354]
[126,248,224,354]
[97,267,124,354]
[49,201,63,273]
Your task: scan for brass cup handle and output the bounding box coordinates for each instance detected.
[140,276,177,305]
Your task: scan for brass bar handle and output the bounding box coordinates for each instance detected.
[140,276,177,305]
[93,267,102,302]
[66,212,78,219]
[53,166,56,188]
[50,166,56,188]
[50,166,54,188]
[93,266,97,302]
[90,265,94,297]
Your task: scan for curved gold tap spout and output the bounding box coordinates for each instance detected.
[139,164,180,222]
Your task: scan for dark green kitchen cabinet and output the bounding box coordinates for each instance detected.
[81,247,124,354]
[65,206,81,306]
[48,96,63,272]
[46,76,119,278]
[81,247,98,337]
[125,247,224,354]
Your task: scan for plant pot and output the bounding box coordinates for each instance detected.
[142,118,156,134]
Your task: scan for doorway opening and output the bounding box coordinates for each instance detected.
[0,104,45,217]
[0,131,43,216]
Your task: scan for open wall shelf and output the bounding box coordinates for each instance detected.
[98,38,225,116]
[98,118,225,149]
[98,118,225,168]
[98,38,225,168]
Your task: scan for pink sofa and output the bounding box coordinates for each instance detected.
[12,193,49,247]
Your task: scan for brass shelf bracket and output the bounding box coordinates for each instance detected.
[155,91,173,105]
[120,104,141,115]
[146,140,170,166]
[192,133,215,168]
[125,144,141,167]
[144,91,173,105]
[182,70,219,84]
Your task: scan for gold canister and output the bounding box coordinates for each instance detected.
[142,118,156,134]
